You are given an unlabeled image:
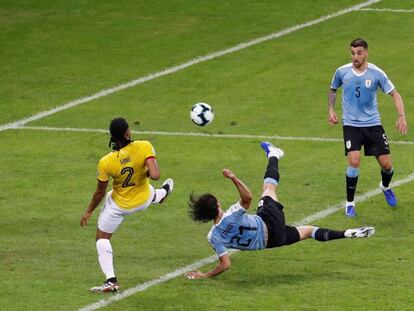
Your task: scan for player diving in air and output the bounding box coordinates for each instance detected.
[185,142,375,279]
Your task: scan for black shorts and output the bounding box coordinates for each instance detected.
[256,196,300,248]
[343,125,390,156]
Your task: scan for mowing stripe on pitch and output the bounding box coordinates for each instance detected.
[78,171,414,311]
[19,125,414,145]
[0,0,381,133]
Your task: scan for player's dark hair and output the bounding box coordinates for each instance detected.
[108,117,131,150]
[188,193,219,222]
[350,38,368,49]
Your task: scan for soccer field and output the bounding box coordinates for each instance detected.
[1,0,414,310]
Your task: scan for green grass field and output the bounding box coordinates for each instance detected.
[1,0,414,310]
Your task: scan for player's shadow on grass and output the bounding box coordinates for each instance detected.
[226,269,353,287]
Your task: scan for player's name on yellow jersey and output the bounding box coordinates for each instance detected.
[97,140,156,209]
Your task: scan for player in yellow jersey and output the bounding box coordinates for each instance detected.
[80,117,174,293]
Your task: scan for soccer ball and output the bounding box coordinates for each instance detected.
[190,103,214,126]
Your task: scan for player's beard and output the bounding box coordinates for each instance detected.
[353,56,367,69]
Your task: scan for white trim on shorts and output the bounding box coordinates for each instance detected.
[97,186,155,233]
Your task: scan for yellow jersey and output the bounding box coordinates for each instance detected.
[97,140,156,209]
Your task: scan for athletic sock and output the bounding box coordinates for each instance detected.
[96,239,116,280]
[346,166,359,202]
[381,168,394,188]
[346,175,358,202]
[311,227,346,242]
[152,188,168,204]
[264,157,279,184]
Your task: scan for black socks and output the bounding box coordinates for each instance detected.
[264,157,280,182]
[381,168,394,188]
[346,175,358,202]
[313,228,346,242]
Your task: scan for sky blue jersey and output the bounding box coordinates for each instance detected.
[330,63,395,127]
[207,202,266,257]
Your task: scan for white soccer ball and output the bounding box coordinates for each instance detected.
[190,103,214,126]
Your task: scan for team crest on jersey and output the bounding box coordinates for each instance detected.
[365,79,372,88]
[346,140,351,150]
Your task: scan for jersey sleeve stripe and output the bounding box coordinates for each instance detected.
[384,81,395,94]
[217,251,228,257]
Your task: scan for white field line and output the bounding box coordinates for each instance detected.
[19,125,414,145]
[79,171,414,311]
[359,8,414,13]
[0,0,381,133]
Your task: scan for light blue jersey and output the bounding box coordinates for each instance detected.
[207,202,266,257]
[330,63,395,127]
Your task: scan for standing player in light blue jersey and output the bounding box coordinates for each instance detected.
[185,142,374,279]
[328,38,408,217]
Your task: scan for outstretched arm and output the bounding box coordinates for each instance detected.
[80,180,108,227]
[389,90,408,134]
[328,88,339,125]
[185,254,231,279]
[222,169,252,210]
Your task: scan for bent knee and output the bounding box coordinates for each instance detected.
[262,186,278,202]
[348,159,360,168]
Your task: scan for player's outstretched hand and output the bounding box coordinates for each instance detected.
[185,271,205,280]
[80,211,92,227]
[222,169,236,179]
